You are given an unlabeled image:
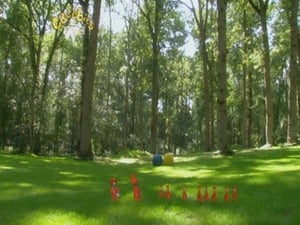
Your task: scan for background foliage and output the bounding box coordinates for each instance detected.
[0,0,299,156]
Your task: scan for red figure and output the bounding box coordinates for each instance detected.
[232,186,238,201]
[165,185,171,200]
[182,187,187,201]
[159,185,164,198]
[211,186,217,202]
[133,184,141,201]
[204,186,209,202]
[131,173,141,201]
[197,186,203,202]
[110,178,120,201]
[224,186,230,202]
[131,173,138,186]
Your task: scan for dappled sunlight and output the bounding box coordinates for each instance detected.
[59,171,92,179]
[20,160,29,164]
[153,166,213,179]
[256,163,300,173]
[0,165,14,171]
[112,157,140,164]
[174,155,201,162]
[20,209,91,225]
[55,180,88,187]
[97,156,152,165]
[17,182,34,188]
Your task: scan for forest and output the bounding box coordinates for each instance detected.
[0,0,299,159]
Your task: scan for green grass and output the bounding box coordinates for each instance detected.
[1,147,300,225]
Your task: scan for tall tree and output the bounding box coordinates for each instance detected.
[216,0,229,154]
[248,0,273,147]
[180,0,214,151]
[24,0,66,154]
[195,0,214,151]
[134,0,165,153]
[78,0,102,159]
[284,0,298,144]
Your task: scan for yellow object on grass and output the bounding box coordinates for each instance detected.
[163,153,174,165]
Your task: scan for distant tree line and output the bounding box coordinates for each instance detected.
[0,0,298,158]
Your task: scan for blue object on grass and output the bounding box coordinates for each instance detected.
[152,154,163,166]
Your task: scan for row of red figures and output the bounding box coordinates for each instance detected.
[160,185,238,202]
[199,186,237,202]
[110,175,238,202]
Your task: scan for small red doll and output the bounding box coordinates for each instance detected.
[182,187,187,201]
[131,173,141,201]
[204,186,209,202]
[165,185,171,200]
[232,186,238,201]
[159,185,164,198]
[211,186,217,202]
[131,173,138,186]
[133,183,141,201]
[197,186,202,202]
[224,186,230,202]
[110,178,120,201]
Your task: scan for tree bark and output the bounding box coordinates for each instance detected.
[216,0,229,153]
[25,0,64,154]
[197,0,212,151]
[150,9,160,154]
[286,0,298,144]
[249,0,273,147]
[78,0,101,159]
[139,0,162,153]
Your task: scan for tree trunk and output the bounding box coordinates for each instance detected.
[216,0,229,153]
[249,0,273,147]
[25,0,41,154]
[25,0,64,155]
[286,0,298,144]
[78,0,101,159]
[241,9,249,148]
[197,0,212,151]
[261,9,273,146]
[150,32,159,153]
[297,30,300,135]
[248,70,253,147]
[149,0,162,154]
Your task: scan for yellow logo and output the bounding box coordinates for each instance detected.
[52,6,94,30]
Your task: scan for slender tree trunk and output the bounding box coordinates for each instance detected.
[197,0,212,151]
[241,60,248,147]
[286,0,298,144]
[241,9,249,148]
[25,0,63,154]
[25,0,41,154]
[184,0,213,150]
[261,11,273,146]
[123,67,129,148]
[150,33,159,153]
[248,71,253,147]
[297,31,300,134]
[249,0,273,147]
[216,0,229,153]
[78,0,101,159]
[135,0,162,153]
[150,0,162,153]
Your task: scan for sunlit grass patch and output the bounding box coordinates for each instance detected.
[21,209,83,225]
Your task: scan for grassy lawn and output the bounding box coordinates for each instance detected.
[1,147,300,225]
